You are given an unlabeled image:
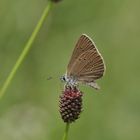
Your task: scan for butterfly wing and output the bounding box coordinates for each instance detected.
[78,50,105,80]
[67,34,105,89]
[76,50,105,89]
[67,34,97,73]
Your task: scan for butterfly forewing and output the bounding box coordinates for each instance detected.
[67,34,97,72]
[67,34,105,83]
[67,50,95,76]
[79,51,105,80]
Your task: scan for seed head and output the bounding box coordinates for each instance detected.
[51,0,62,3]
[59,86,83,123]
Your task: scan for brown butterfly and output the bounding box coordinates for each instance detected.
[61,34,106,90]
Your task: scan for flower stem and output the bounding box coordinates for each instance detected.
[0,1,53,99]
[62,123,70,140]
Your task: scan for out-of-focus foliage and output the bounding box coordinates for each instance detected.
[0,0,140,140]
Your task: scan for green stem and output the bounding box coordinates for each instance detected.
[62,123,70,140]
[0,1,53,99]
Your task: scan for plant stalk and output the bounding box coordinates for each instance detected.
[0,1,53,99]
[62,123,70,140]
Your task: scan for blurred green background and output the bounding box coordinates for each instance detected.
[0,0,140,140]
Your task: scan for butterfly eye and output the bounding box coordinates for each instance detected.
[60,76,66,82]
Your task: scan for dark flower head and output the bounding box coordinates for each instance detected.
[51,0,62,3]
[59,86,83,123]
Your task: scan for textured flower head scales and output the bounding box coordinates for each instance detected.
[59,86,83,123]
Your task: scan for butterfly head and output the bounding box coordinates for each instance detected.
[60,75,67,82]
[60,74,78,87]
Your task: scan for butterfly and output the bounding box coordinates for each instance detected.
[61,34,106,90]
